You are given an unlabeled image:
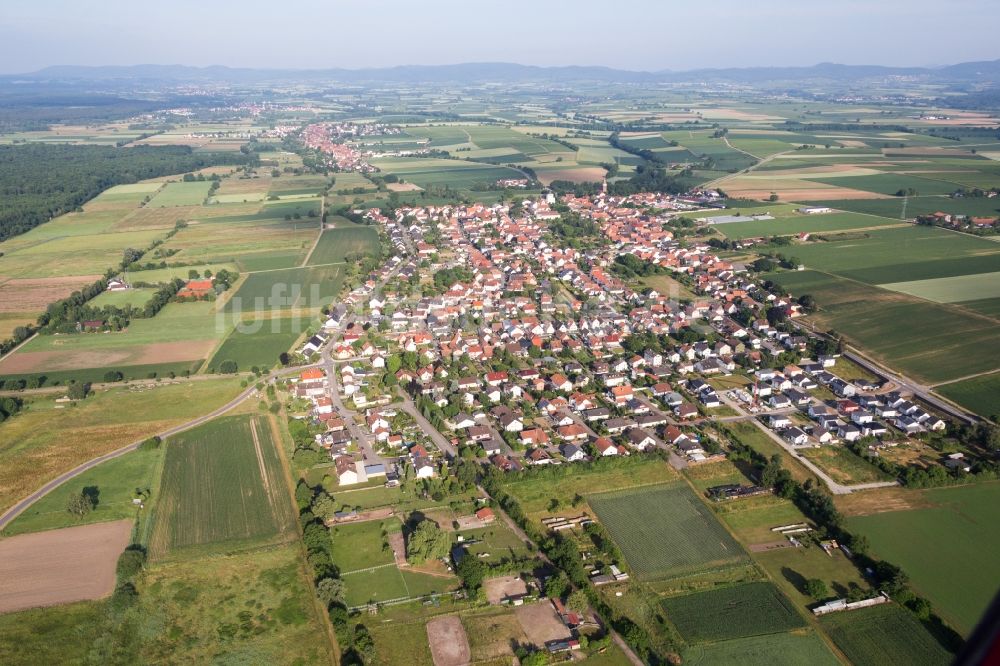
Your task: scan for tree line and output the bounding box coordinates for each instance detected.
[0,143,247,242]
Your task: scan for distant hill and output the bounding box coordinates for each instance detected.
[16,60,1000,85]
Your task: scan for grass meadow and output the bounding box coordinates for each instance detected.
[936,372,1000,418]
[0,378,243,517]
[3,444,163,536]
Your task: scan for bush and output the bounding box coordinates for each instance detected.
[116,547,146,580]
[103,370,124,383]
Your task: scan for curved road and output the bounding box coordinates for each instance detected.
[0,364,316,532]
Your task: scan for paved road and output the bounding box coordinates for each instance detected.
[785,320,978,425]
[393,391,457,458]
[843,349,977,424]
[0,364,311,531]
[0,252,408,531]
[741,410,898,495]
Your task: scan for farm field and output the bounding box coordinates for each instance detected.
[819,603,953,665]
[0,301,224,383]
[502,457,677,520]
[588,482,745,580]
[847,482,1000,635]
[207,316,303,372]
[148,181,213,207]
[224,264,345,314]
[370,156,525,189]
[661,582,804,644]
[3,444,163,536]
[680,630,841,666]
[879,270,1000,303]
[0,519,131,613]
[148,414,295,559]
[332,172,377,191]
[936,372,1000,418]
[786,226,1000,284]
[0,378,243,516]
[770,269,1000,383]
[713,211,903,240]
[306,225,380,265]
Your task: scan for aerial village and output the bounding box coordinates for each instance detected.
[285,186,955,499]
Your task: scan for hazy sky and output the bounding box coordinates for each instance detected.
[1,0,998,74]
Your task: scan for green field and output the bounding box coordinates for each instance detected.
[136,544,334,663]
[788,226,1000,284]
[306,226,380,265]
[503,457,677,519]
[330,519,396,572]
[807,173,960,196]
[149,414,294,558]
[662,582,805,644]
[808,195,1000,219]
[149,181,213,206]
[207,317,303,371]
[88,287,155,309]
[879,270,1000,303]
[224,264,344,314]
[820,603,953,665]
[3,444,163,536]
[341,563,455,608]
[370,157,525,189]
[681,630,840,666]
[848,483,1000,635]
[588,482,745,579]
[771,270,1000,383]
[936,372,1000,418]
[0,601,105,664]
[714,211,902,240]
[0,378,243,517]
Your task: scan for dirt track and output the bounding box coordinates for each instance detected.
[0,519,131,613]
[426,615,470,666]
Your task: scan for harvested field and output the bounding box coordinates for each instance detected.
[0,519,131,613]
[0,339,215,375]
[0,276,102,313]
[426,615,470,666]
[483,575,527,605]
[387,182,422,192]
[515,601,572,647]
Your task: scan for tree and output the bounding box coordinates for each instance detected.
[116,546,146,580]
[456,555,488,592]
[67,490,95,517]
[797,294,817,311]
[545,572,569,599]
[66,381,90,400]
[316,577,345,607]
[804,578,829,600]
[295,481,315,512]
[768,192,779,202]
[103,370,123,383]
[567,589,589,613]
[218,359,238,374]
[406,520,450,563]
[312,492,337,520]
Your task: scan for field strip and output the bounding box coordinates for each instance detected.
[300,222,325,267]
[341,562,397,576]
[249,417,272,495]
[931,368,1000,388]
